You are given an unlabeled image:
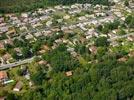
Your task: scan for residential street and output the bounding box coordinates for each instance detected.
[108,32,134,41]
[0,58,34,70]
[0,32,133,70]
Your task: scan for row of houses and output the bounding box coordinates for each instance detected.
[0,1,133,66]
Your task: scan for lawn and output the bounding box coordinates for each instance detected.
[78,56,88,66]
[0,62,39,95]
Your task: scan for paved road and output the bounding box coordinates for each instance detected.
[0,32,134,70]
[4,15,113,41]
[0,12,133,70]
[0,57,34,70]
[108,32,134,41]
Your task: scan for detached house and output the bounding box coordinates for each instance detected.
[128,35,134,41]
[118,57,127,62]
[13,81,23,92]
[0,42,4,49]
[89,46,97,54]
[65,71,73,77]
[2,53,12,64]
[0,71,8,84]
[6,28,16,38]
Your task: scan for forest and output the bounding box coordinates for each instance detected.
[5,44,134,100]
[0,0,109,13]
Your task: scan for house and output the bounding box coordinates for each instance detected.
[51,43,58,49]
[54,5,63,10]
[4,39,13,46]
[25,34,34,40]
[67,47,74,52]
[34,32,42,37]
[57,19,63,23]
[55,39,63,44]
[127,35,134,41]
[62,39,68,43]
[65,71,73,77]
[40,15,49,21]
[20,26,27,31]
[118,57,127,62]
[42,30,52,36]
[38,50,46,54]
[0,71,8,83]
[113,0,120,3]
[64,30,73,34]
[95,12,106,17]
[21,13,28,18]
[68,25,76,30]
[14,48,22,56]
[128,50,134,57]
[6,28,16,37]
[71,51,78,57]
[2,53,12,64]
[0,26,8,33]
[114,11,122,17]
[38,60,47,65]
[63,15,70,20]
[51,28,60,32]
[32,22,43,28]
[46,21,52,27]
[62,5,70,10]
[89,46,97,54]
[0,42,4,49]
[78,16,88,21]
[61,26,68,31]
[110,41,119,47]
[86,29,98,38]
[0,97,5,100]
[29,81,33,87]
[0,23,6,27]
[42,45,50,51]
[0,17,4,23]
[13,81,23,92]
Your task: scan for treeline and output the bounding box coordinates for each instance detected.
[0,0,109,13]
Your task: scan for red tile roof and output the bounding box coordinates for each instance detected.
[0,71,8,80]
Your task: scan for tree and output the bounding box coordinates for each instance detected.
[102,26,109,34]
[0,49,6,56]
[96,47,107,60]
[31,70,46,85]
[118,29,126,35]
[13,38,23,47]
[6,93,18,100]
[5,43,13,51]
[124,0,129,6]
[11,50,20,60]
[95,37,109,47]
[22,47,32,58]
[129,17,134,28]
[97,25,103,32]
[125,15,132,24]
[75,44,88,55]
[32,41,41,54]
[43,44,80,72]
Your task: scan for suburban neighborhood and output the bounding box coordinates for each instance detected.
[0,0,134,99]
